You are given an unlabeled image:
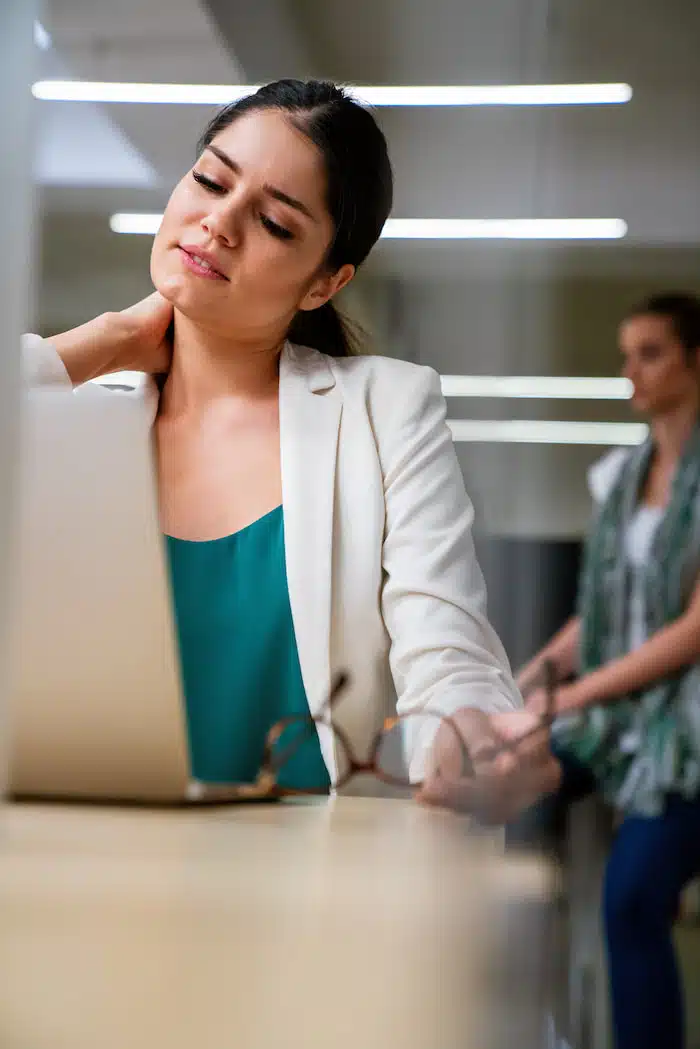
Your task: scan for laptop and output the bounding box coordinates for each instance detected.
[6,383,261,804]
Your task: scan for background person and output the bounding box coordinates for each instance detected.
[516,292,700,1049]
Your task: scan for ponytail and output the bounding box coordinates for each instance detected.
[287,301,363,358]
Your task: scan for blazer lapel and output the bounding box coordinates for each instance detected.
[279,344,341,728]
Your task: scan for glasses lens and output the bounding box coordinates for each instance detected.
[376,712,469,787]
[267,718,350,792]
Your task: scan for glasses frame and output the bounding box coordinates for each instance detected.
[207,662,559,803]
[221,672,470,801]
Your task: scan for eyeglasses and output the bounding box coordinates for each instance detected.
[222,671,473,801]
[222,661,559,803]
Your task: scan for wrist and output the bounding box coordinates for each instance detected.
[51,312,135,384]
[559,678,595,713]
[519,656,552,691]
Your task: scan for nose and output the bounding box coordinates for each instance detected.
[200,196,242,248]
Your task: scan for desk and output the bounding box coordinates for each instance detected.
[0,798,553,1049]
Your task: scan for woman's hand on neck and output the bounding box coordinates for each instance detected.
[159,309,284,417]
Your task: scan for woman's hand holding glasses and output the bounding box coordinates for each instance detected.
[417,662,563,823]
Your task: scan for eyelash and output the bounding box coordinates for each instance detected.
[192,170,294,242]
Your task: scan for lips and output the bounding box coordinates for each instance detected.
[178,245,228,280]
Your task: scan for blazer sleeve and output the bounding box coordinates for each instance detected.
[21,334,159,420]
[376,364,522,723]
[21,334,73,387]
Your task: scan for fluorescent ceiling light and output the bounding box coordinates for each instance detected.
[110,213,627,241]
[32,80,632,107]
[384,218,627,239]
[352,84,633,106]
[447,420,647,446]
[110,213,162,234]
[441,376,632,400]
[33,21,51,51]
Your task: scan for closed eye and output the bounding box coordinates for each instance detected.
[192,170,225,194]
[261,215,294,241]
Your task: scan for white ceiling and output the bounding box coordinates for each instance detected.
[38,0,700,283]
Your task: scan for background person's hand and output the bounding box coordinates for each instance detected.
[417,707,561,824]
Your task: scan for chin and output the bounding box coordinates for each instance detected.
[151,255,203,312]
[630,395,650,415]
[152,271,189,306]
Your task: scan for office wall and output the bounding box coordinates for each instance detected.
[403,274,700,538]
[0,2,37,777]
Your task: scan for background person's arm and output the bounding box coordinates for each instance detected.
[517,616,581,693]
[523,571,700,716]
[558,573,700,713]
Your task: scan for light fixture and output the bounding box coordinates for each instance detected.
[110,213,162,234]
[447,420,647,446]
[383,218,627,240]
[441,376,632,400]
[109,213,627,241]
[32,80,633,107]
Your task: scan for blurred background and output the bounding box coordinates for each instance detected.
[31,0,700,670]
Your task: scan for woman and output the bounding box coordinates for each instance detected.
[23,79,553,812]
[518,292,700,1049]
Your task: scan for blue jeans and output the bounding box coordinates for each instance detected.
[508,753,700,1049]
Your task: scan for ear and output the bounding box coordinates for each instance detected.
[298,264,355,313]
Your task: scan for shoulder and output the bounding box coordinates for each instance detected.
[328,351,439,395]
[294,347,443,432]
[587,447,631,504]
[287,343,439,399]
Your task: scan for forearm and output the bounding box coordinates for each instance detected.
[519,616,581,689]
[564,614,700,711]
[49,313,137,386]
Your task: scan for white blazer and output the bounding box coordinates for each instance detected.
[22,334,521,783]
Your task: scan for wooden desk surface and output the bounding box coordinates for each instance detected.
[0,797,552,1049]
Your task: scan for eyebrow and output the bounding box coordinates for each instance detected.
[205,144,317,221]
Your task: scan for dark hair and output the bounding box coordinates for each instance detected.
[627,292,700,359]
[197,79,394,357]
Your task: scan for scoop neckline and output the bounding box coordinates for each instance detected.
[165,504,283,545]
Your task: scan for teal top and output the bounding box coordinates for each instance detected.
[165,506,330,791]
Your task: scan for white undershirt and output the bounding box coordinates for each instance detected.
[624,505,663,650]
[588,449,664,652]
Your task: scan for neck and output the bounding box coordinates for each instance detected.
[160,311,284,416]
[651,396,699,464]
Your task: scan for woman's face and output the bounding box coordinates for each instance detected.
[150,109,353,341]
[619,313,699,417]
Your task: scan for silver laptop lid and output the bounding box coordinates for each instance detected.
[7,385,191,802]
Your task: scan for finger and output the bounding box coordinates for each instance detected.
[492,710,551,749]
[421,746,515,805]
[427,713,497,782]
[417,773,517,824]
